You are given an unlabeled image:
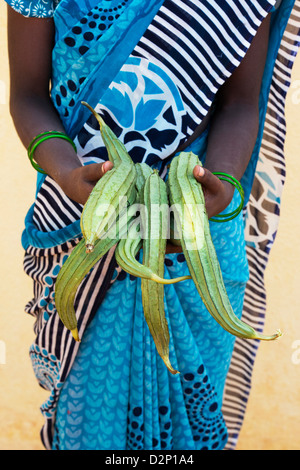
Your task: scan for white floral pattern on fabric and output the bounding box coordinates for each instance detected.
[5,0,59,17]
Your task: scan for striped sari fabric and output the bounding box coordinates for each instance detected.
[222,1,300,449]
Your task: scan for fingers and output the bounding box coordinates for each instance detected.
[193,165,222,194]
[166,242,183,254]
[83,161,114,181]
[100,160,114,176]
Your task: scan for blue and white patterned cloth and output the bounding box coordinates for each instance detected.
[6,0,57,16]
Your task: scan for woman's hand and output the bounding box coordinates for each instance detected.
[193,165,235,220]
[165,164,235,254]
[59,161,114,206]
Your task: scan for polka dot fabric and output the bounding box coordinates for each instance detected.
[53,0,130,117]
[182,367,228,450]
[63,1,129,55]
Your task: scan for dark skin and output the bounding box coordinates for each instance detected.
[7,7,271,253]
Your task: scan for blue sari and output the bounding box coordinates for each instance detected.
[6,0,299,450]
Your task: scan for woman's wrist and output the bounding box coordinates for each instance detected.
[209,173,245,222]
[209,179,235,219]
[32,136,83,183]
[221,178,235,205]
[193,165,239,220]
[53,161,84,196]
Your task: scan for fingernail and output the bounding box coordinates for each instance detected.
[198,166,205,177]
[103,161,111,172]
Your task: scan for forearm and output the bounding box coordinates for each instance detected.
[204,101,259,181]
[6,10,80,184]
[7,10,110,207]
[10,93,82,185]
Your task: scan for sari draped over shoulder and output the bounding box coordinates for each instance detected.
[6,0,300,450]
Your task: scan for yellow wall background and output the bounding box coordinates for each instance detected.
[0,3,299,451]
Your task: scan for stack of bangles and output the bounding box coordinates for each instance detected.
[27,131,244,223]
[210,172,245,223]
[27,130,77,175]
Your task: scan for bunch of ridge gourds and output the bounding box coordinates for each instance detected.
[55,102,282,375]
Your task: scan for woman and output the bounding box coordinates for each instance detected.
[6,0,298,450]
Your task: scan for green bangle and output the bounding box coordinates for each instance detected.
[27,131,77,175]
[209,172,245,223]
